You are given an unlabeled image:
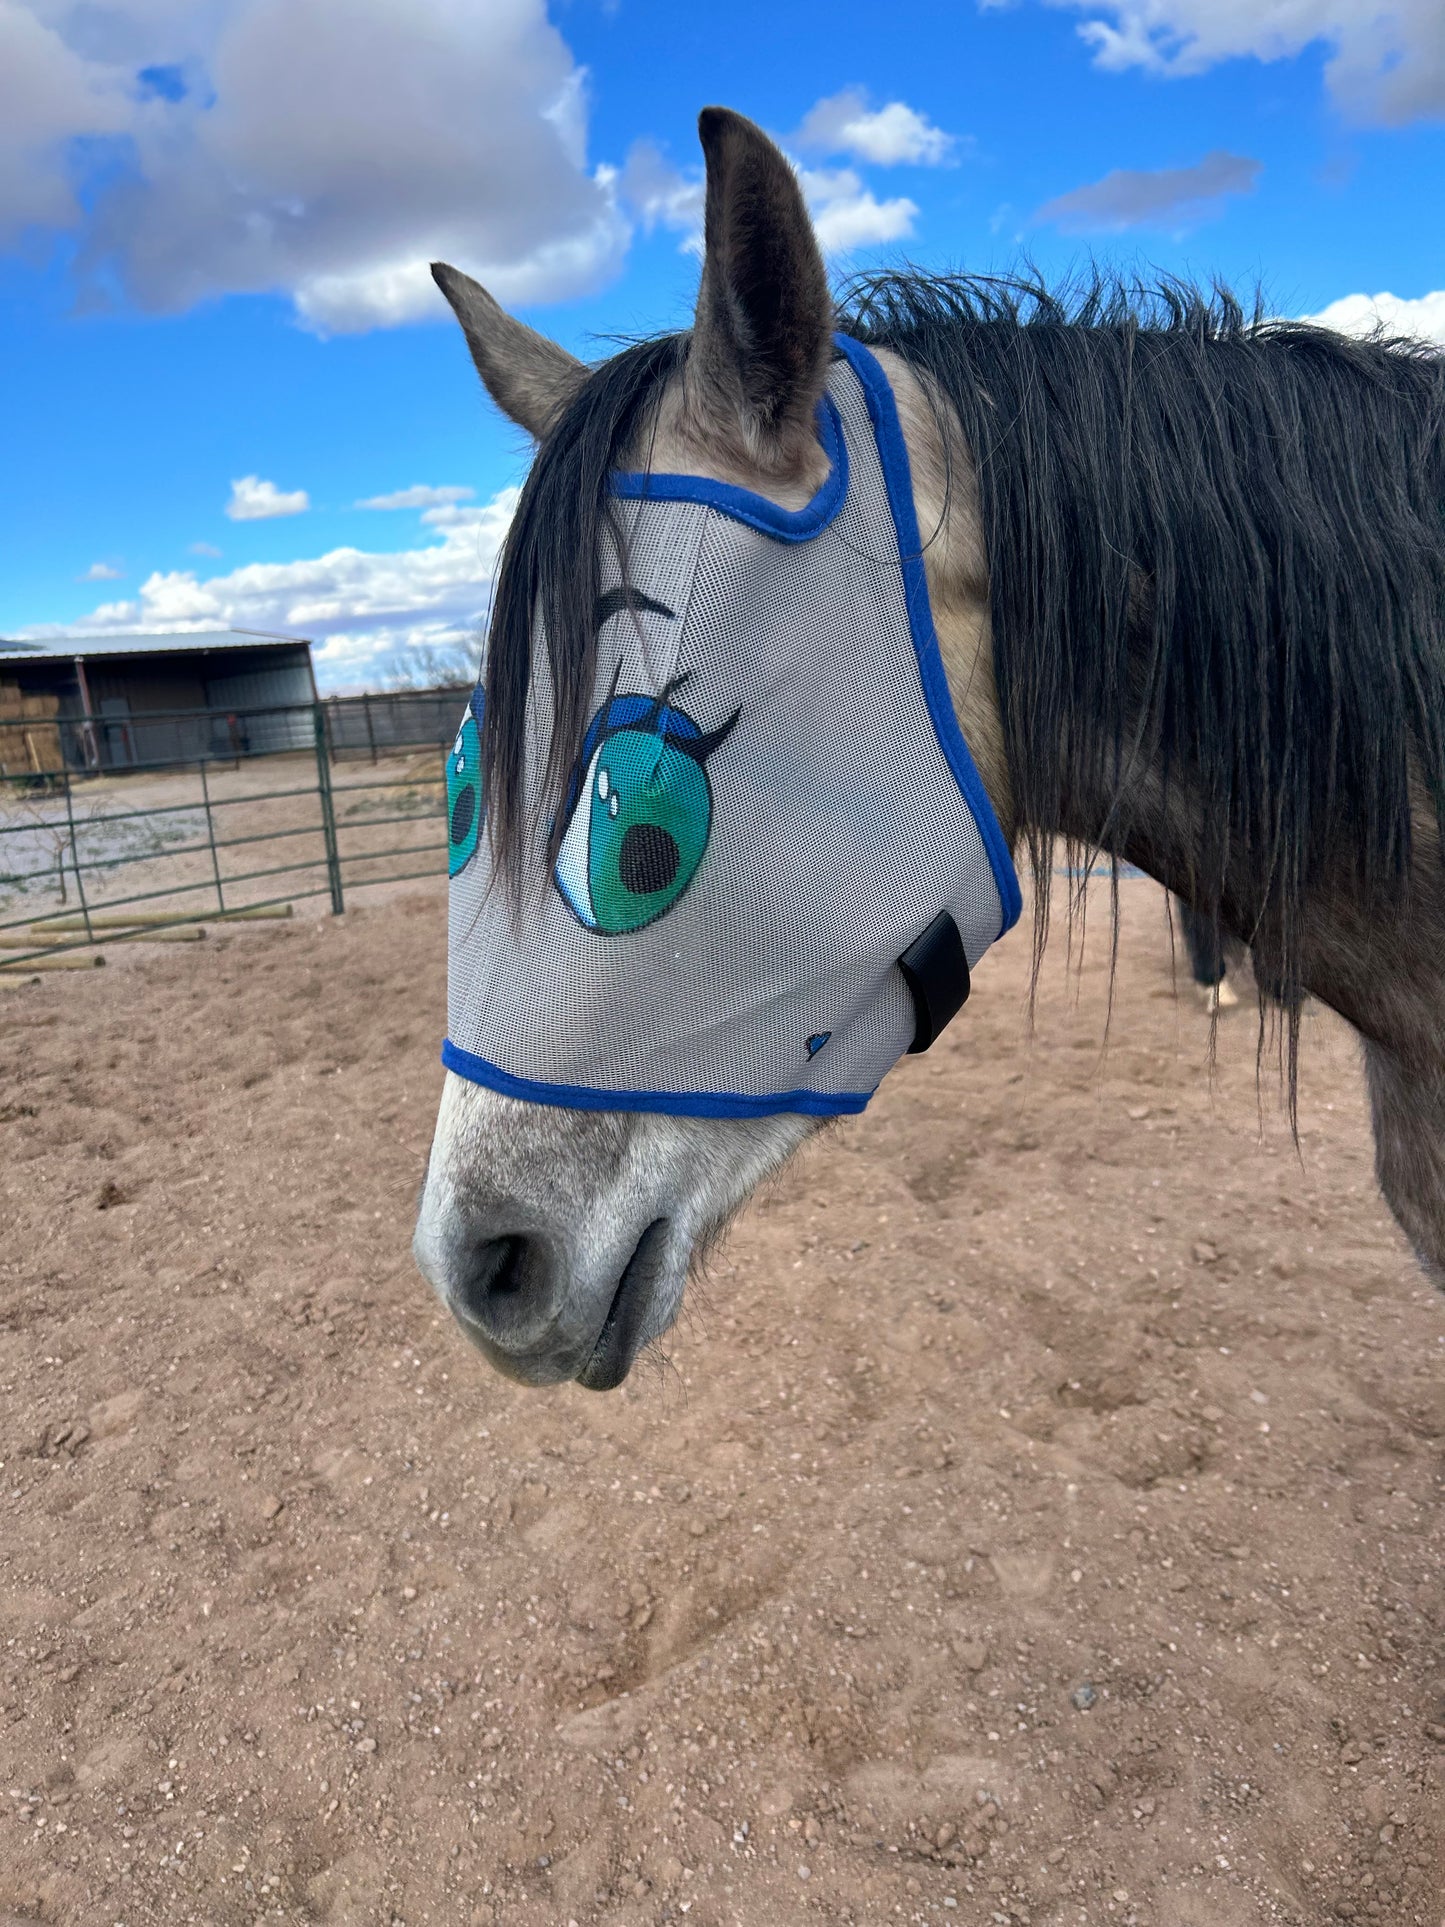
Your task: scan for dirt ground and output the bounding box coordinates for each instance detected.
[0,871,1441,1927]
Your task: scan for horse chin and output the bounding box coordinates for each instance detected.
[444,1315,582,1388]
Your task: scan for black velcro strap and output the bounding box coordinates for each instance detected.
[898,910,971,1054]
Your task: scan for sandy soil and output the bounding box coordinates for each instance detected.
[0,873,1440,1927]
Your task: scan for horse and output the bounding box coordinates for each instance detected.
[413,106,1445,1390]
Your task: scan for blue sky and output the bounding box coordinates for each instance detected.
[3,0,1442,689]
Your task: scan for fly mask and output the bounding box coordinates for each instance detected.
[442,333,1021,1119]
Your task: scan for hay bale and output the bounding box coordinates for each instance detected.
[20,693,60,719]
[0,719,64,776]
[0,725,28,777]
[26,724,65,774]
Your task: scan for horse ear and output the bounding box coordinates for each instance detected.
[689,107,832,472]
[431,263,584,439]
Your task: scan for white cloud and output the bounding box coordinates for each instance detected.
[799,167,918,252]
[1037,149,1260,231]
[1303,288,1445,344]
[0,0,629,328]
[1045,0,1445,125]
[619,145,916,258]
[288,259,455,335]
[190,540,222,557]
[226,475,310,521]
[357,484,475,512]
[7,6,944,325]
[78,560,123,581]
[619,140,706,245]
[0,1,130,242]
[417,502,486,530]
[20,488,520,689]
[795,90,957,166]
[289,206,628,332]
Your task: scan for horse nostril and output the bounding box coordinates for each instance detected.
[484,1235,527,1296]
[453,1234,533,1326]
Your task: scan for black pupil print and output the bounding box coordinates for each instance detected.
[619,822,679,895]
[450,784,476,846]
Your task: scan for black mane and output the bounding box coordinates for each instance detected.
[481,269,1445,1043]
[845,272,1445,994]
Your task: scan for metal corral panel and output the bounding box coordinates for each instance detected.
[326,687,471,756]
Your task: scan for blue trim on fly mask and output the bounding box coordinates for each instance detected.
[441,1039,871,1119]
[832,332,1024,941]
[611,392,849,541]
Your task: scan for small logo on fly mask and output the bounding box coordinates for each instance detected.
[555,667,740,934]
[806,1032,831,1059]
[446,689,484,877]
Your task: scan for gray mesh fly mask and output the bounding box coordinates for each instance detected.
[442,334,1021,1119]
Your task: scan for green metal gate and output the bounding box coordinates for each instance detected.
[0,696,455,971]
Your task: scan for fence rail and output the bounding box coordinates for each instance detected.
[0,697,458,969]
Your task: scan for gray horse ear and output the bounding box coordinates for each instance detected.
[689,106,832,473]
[431,263,585,439]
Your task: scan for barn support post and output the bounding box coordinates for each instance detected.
[198,757,226,915]
[61,772,94,942]
[313,704,345,915]
[72,655,100,771]
[363,692,377,764]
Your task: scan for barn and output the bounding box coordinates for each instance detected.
[0,629,317,776]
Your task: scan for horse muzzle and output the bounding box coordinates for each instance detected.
[412,1208,675,1389]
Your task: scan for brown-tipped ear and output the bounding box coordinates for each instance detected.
[431,262,585,439]
[689,106,832,472]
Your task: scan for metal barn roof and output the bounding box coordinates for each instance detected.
[0,629,311,664]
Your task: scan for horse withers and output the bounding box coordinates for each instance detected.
[413,107,1445,1389]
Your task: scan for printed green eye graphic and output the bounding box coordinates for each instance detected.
[446,698,484,877]
[554,672,739,934]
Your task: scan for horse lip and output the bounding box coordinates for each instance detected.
[575,1218,669,1391]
